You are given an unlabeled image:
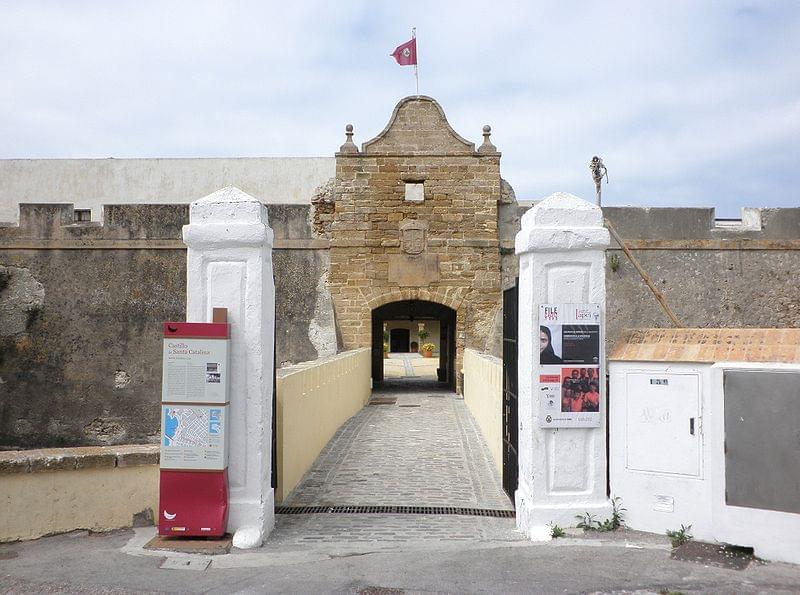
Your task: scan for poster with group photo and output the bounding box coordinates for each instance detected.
[538,304,601,428]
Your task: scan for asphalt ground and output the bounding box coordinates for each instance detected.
[2,527,800,594]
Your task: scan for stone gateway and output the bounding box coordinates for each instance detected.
[316,96,503,391]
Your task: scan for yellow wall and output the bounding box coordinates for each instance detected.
[463,348,503,475]
[1,464,158,542]
[276,348,371,501]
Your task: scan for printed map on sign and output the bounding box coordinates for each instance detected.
[163,407,221,448]
[161,405,227,470]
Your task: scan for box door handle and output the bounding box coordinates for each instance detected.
[689,417,695,436]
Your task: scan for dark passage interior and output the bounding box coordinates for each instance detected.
[371,300,457,391]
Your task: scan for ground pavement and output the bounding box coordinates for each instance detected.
[274,371,516,547]
[382,352,439,379]
[2,375,800,593]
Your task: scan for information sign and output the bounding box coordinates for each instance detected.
[538,303,602,428]
[159,319,231,537]
[162,325,229,404]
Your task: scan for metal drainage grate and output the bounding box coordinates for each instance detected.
[368,398,397,405]
[398,404,420,408]
[275,505,515,518]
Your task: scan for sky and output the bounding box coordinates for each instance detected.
[1,1,799,216]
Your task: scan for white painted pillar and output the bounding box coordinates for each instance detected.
[514,192,611,539]
[182,186,275,549]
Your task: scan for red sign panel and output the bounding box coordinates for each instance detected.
[163,322,229,339]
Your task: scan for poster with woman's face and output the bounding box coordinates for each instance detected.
[539,325,562,364]
[538,304,602,428]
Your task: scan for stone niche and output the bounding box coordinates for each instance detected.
[315,95,503,389]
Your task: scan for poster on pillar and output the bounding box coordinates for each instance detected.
[538,303,602,428]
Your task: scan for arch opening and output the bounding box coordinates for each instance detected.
[371,299,457,391]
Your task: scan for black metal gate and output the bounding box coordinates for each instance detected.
[502,280,519,502]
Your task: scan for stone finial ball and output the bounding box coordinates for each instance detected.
[346,124,353,133]
[483,125,491,133]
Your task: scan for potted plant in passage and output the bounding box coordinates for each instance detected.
[421,343,436,358]
[383,342,389,358]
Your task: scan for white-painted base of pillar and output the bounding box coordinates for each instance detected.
[516,485,611,539]
[230,489,275,549]
[232,526,264,550]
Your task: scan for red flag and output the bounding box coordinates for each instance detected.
[391,38,417,66]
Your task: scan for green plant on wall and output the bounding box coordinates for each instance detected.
[417,325,429,343]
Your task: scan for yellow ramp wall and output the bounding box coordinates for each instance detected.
[0,446,159,542]
[463,348,503,475]
[276,348,371,501]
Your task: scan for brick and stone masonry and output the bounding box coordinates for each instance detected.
[315,96,503,390]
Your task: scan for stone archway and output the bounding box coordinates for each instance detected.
[371,299,458,391]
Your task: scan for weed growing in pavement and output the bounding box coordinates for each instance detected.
[549,523,565,538]
[575,497,626,532]
[666,524,693,548]
[575,512,599,530]
[604,496,626,530]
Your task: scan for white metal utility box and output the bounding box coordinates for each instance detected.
[609,328,800,563]
[610,357,713,539]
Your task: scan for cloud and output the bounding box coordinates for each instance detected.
[1,0,799,214]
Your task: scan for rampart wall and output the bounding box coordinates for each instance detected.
[0,203,332,449]
[1,200,798,449]
[497,203,800,353]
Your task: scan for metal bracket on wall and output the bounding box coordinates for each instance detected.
[604,218,684,328]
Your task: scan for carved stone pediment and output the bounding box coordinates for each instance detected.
[361,96,475,155]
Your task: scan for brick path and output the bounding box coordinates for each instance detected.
[269,380,521,547]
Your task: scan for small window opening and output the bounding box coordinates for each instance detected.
[74,209,92,223]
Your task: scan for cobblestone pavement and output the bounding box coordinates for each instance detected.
[264,513,523,550]
[383,352,438,379]
[272,378,520,547]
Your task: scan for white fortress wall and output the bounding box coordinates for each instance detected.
[0,157,335,223]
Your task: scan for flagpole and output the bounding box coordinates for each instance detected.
[413,27,419,95]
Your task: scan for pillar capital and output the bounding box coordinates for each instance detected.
[183,186,273,250]
[516,192,609,254]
